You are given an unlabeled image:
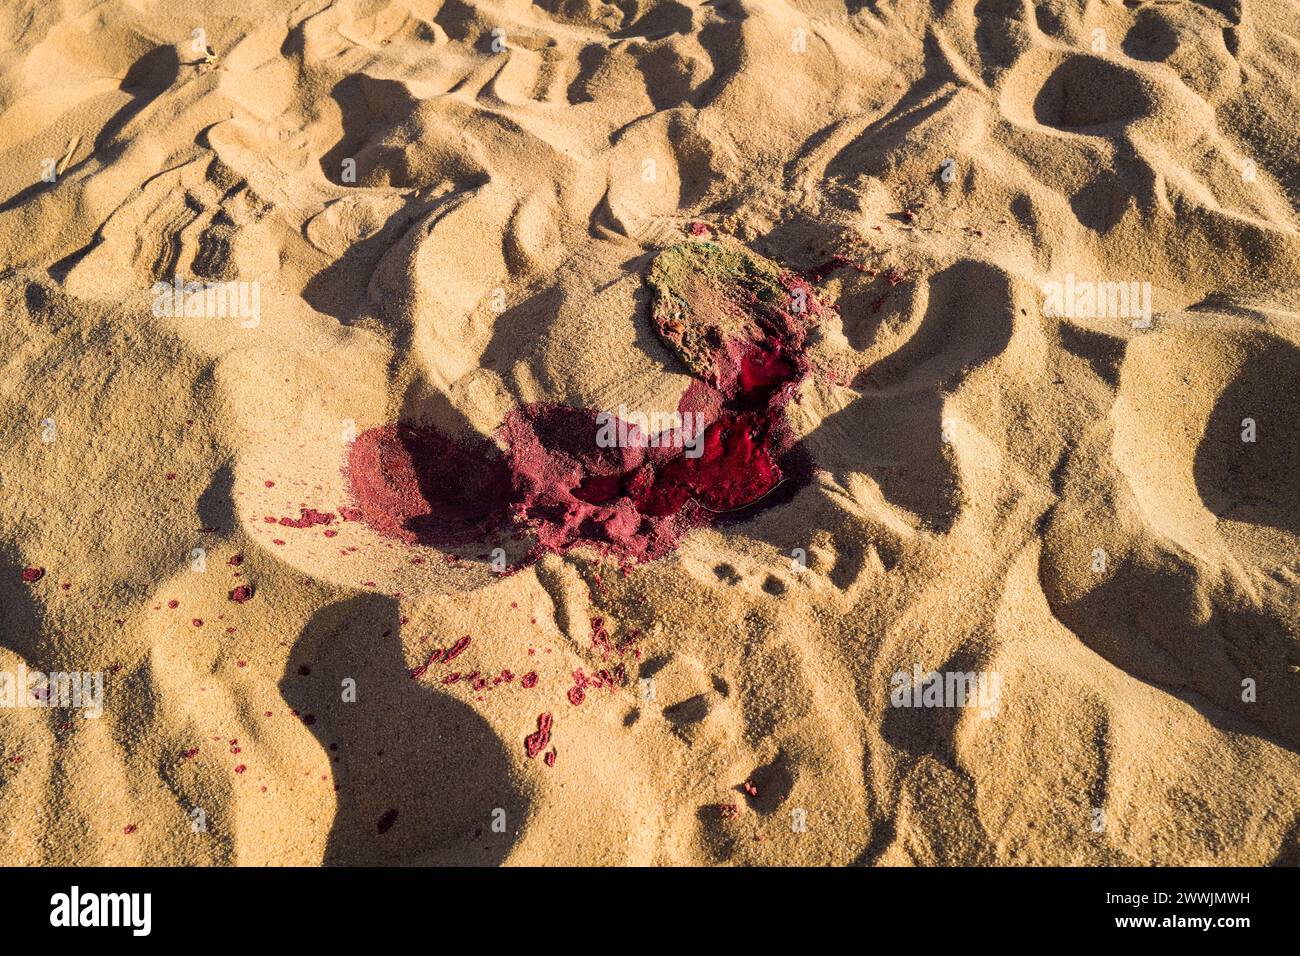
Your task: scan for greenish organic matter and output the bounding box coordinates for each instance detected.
[644,240,794,384]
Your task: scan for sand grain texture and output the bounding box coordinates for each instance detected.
[0,0,1298,865]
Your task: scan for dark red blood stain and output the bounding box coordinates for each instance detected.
[264,480,275,488]
[302,714,316,726]
[167,600,179,609]
[323,529,338,538]
[525,712,553,758]
[591,617,612,657]
[234,765,246,774]
[345,425,511,545]
[743,780,758,797]
[228,554,243,566]
[340,265,818,565]
[544,748,557,767]
[521,671,538,688]
[192,618,203,628]
[377,808,398,835]
[803,254,860,283]
[410,646,445,679]
[442,672,461,684]
[567,684,585,707]
[123,824,137,835]
[443,635,471,663]
[182,748,199,759]
[21,567,44,584]
[617,628,641,653]
[277,508,333,529]
[687,221,710,237]
[228,585,253,604]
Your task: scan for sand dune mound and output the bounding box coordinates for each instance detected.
[0,0,1297,865]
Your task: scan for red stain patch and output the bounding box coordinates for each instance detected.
[525,712,553,759]
[443,635,471,663]
[277,508,334,529]
[335,243,822,567]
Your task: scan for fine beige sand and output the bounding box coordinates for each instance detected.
[1,0,1298,866]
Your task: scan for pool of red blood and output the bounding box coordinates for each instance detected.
[344,271,821,565]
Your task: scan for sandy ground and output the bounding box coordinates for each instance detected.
[0,0,1298,866]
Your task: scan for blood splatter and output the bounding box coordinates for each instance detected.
[339,240,819,566]
[377,808,398,834]
[20,567,44,584]
[525,712,553,758]
[277,508,334,529]
[443,635,471,663]
[345,426,511,545]
[228,585,253,604]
